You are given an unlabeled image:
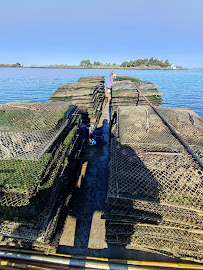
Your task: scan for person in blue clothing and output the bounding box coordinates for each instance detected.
[89,133,96,145]
[105,71,116,105]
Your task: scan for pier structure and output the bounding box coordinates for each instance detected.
[0,76,202,268]
[53,76,203,263]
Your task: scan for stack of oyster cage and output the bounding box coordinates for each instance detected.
[104,104,203,262]
[0,101,83,251]
[50,76,105,126]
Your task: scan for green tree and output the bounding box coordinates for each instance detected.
[93,61,101,66]
[164,60,170,67]
[121,61,128,67]
[129,60,135,67]
[121,57,170,68]
[143,58,149,66]
[134,59,146,66]
[148,57,154,65]
[80,60,92,66]
[14,63,21,67]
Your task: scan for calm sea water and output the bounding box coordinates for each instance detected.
[0,67,202,117]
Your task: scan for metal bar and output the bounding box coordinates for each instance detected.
[0,251,203,270]
[117,106,119,139]
[146,110,149,132]
[139,152,187,156]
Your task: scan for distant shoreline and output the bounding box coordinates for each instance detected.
[0,64,188,70]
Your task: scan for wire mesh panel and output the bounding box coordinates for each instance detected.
[156,107,203,161]
[107,234,203,262]
[0,102,80,207]
[0,103,82,251]
[0,76,106,251]
[113,106,185,152]
[50,76,105,125]
[0,132,82,251]
[106,104,203,262]
[111,77,162,107]
[0,101,75,160]
[109,141,202,210]
[106,222,203,244]
[109,106,203,210]
[106,197,203,228]
[50,77,104,101]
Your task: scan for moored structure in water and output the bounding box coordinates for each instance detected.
[0,76,202,264]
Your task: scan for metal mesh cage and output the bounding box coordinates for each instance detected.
[107,234,203,261]
[0,102,80,207]
[50,77,105,118]
[156,107,203,160]
[111,78,162,107]
[0,102,82,251]
[0,101,76,160]
[106,222,203,243]
[109,106,202,210]
[0,76,106,251]
[106,197,203,228]
[105,105,203,262]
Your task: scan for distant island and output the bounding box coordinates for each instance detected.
[0,63,22,67]
[0,58,184,69]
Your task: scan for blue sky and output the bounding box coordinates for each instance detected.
[0,0,203,67]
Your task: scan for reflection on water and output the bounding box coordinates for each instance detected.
[0,67,202,117]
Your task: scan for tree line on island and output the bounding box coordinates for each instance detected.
[80,57,171,68]
[1,58,181,69]
[0,63,22,67]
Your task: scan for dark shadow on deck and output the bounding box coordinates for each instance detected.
[56,106,194,264]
